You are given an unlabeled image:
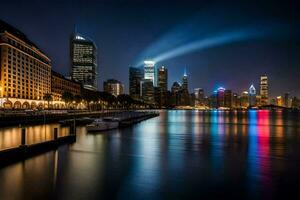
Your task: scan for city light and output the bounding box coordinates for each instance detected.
[0,2,300,200]
[144,60,155,65]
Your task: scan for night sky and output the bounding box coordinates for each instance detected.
[1,0,300,97]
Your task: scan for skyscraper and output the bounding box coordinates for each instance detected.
[260,75,268,105]
[240,91,249,108]
[157,66,168,107]
[249,84,256,107]
[194,88,204,106]
[144,60,156,86]
[142,79,155,104]
[171,82,181,106]
[70,33,97,91]
[216,87,225,108]
[182,68,188,91]
[276,96,283,106]
[224,90,232,108]
[129,67,143,100]
[181,68,190,105]
[103,79,124,97]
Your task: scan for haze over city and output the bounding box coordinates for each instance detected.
[0,0,299,97]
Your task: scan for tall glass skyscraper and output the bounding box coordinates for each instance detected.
[157,66,168,107]
[181,68,190,106]
[70,33,97,91]
[260,75,268,105]
[249,84,256,106]
[129,67,143,99]
[144,60,156,86]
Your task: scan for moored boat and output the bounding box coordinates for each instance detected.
[86,117,119,132]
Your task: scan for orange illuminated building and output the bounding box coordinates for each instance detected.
[51,70,81,101]
[0,19,51,109]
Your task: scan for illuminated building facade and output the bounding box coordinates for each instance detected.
[260,75,268,105]
[129,67,143,99]
[0,19,51,109]
[70,33,97,91]
[144,60,156,86]
[249,84,256,107]
[276,96,283,106]
[142,79,155,104]
[240,91,249,108]
[181,69,190,105]
[232,93,238,108]
[51,70,81,101]
[157,66,168,107]
[216,87,225,108]
[182,68,188,91]
[103,79,124,97]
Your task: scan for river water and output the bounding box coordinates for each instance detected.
[0,110,300,199]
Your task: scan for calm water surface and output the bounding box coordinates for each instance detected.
[0,110,300,200]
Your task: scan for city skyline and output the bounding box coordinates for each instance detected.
[0,17,298,110]
[1,2,300,199]
[0,0,299,96]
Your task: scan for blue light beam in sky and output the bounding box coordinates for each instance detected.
[151,29,266,64]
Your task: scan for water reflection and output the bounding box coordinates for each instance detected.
[0,110,300,199]
[0,124,70,150]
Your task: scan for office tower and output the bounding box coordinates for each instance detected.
[276,96,283,106]
[260,75,268,105]
[216,87,225,108]
[142,79,155,104]
[144,60,156,86]
[70,33,97,91]
[240,91,249,108]
[182,68,188,91]
[224,90,232,108]
[249,84,256,107]
[181,68,190,105]
[103,79,124,97]
[232,93,238,108]
[0,19,51,109]
[129,67,143,99]
[157,66,168,107]
[171,82,181,106]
